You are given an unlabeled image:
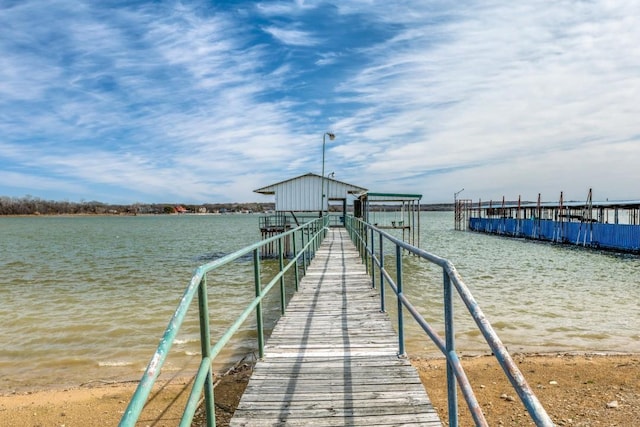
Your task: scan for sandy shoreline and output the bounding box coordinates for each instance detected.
[417,352,640,426]
[1,352,638,426]
[0,379,194,427]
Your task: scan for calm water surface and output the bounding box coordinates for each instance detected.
[1,212,638,392]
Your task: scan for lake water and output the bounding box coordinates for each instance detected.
[1,212,638,392]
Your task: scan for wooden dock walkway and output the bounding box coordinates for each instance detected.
[230,228,442,426]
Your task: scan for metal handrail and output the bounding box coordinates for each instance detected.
[345,215,554,427]
[119,216,328,427]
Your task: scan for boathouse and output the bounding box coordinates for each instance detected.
[254,173,427,256]
[254,172,367,222]
[254,173,367,254]
[460,189,640,253]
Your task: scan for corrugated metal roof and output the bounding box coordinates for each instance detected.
[253,173,368,212]
[363,192,422,202]
[254,173,367,195]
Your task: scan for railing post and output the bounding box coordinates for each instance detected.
[253,249,265,359]
[355,221,361,258]
[292,230,299,291]
[370,226,375,288]
[396,244,405,357]
[197,275,216,427]
[278,237,286,315]
[364,224,370,274]
[444,269,459,427]
[301,228,308,274]
[361,221,366,259]
[379,233,385,313]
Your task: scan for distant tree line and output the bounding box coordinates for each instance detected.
[0,195,452,216]
[0,196,275,216]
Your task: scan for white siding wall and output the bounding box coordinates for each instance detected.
[275,175,322,211]
[274,175,352,211]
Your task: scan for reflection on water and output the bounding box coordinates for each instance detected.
[0,212,638,392]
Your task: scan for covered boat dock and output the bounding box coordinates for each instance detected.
[461,190,640,252]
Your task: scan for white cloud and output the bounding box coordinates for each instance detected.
[255,0,316,17]
[0,1,321,202]
[330,0,640,201]
[1,1,640,204]
[261,26,319,46]
[0,170,87,195]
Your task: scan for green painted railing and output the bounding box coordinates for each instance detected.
[345,215,553,427]
[119,216,328,427]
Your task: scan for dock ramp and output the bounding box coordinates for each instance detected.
[230,228,441,426]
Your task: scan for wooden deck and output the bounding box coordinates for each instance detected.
[230,228,442,426]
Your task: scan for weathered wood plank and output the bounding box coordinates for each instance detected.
[231,416,441,427]
[230,228,442,426]
[232,402,437,417]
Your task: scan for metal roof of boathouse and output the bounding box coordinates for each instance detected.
[254,172,367,212]
[362,192,423,202]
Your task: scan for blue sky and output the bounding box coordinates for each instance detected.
[1,1,639,204]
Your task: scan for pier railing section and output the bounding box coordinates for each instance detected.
[345,216,553,427]
[119,216,328,427]
[260,213,342,257]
